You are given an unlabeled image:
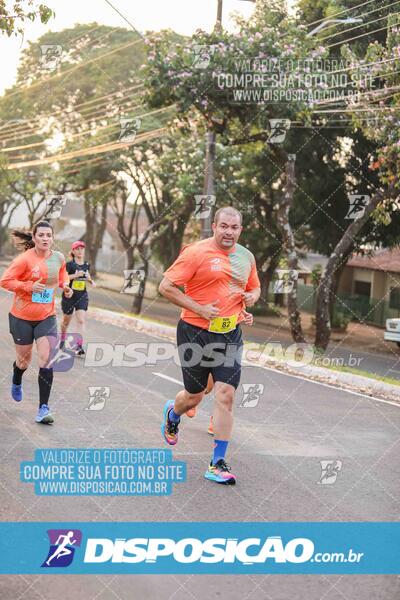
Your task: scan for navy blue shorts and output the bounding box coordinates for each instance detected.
[61,292,89,314]
[176,319,243,394]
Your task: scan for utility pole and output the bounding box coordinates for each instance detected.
[201,0,223,239]
[200,0,255,238]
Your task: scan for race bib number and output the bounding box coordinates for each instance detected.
[72,280,86,291]
[32,288,54,304]
[208,314,238,334]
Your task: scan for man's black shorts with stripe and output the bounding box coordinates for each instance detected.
[176,319,243,394]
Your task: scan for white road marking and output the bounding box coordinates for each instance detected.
[153,372,182,386]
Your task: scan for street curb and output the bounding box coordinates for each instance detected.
[96,284,166,304]
[90,306,176,341]
[89,306,400,405]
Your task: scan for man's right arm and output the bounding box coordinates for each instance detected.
[159,277,220,321]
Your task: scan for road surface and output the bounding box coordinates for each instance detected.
[0,290,399,598]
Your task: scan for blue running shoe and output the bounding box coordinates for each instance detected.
[204,459,236,485]
[161,400,179,445]
[35,404,54,424]
[11,383,23,402]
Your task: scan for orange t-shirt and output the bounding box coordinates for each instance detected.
[164,237,260,329]
[0,248,68,321]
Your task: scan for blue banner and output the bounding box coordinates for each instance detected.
[0,522,398,574]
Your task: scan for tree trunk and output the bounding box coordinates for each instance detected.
[84,196,108,277]
[125,246,135,270]
[277,154,306,343]
[315,185,394,350]
[261,253,280,303]
[0,202,9,256]
[154,198,192,268]
[328,259,348,322]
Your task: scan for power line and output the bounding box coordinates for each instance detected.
[103,0,144,40]
[319,3,400,42]
[326,18,400,48]
[0,93,145,147]
[0,37,143,103]
[6,127,167,170]
[0,82,144,140]
[1,104,172,161]
[63,155,114,174]
[305,0,392,29]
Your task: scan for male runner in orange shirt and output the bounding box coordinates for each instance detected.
[159,206,260,484]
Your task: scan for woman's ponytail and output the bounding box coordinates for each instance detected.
[10,229,34,252]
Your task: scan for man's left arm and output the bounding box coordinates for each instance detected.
[241,260,261,307]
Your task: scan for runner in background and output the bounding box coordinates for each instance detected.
[0,221,72,424]
[60,241,95,357]
[159,206,260,485]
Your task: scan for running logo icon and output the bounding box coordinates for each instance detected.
[194,195,216,219]
[119,117,141,143]
[318,460,343,485]
[192,44,216,69]
[121,269,145,294]
[345,194,369,220]
[240,383,264,408]
[41,529,82,568]
[45,334,79,372]
[40,45,62,71]
[45,195,67,219]
[273,270,298,294]
[86,386,110,411]
[267,119,291,144]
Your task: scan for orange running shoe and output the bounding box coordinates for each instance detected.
[207,417,214,435]
[186,406,197,418]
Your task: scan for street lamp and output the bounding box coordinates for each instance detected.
[201,0,256,239]
[307,17,363,37]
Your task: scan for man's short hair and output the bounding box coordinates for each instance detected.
[213,206,243,225]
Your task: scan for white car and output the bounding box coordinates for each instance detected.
[384,318,400,347]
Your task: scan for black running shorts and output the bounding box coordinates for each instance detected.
[9,313,58,345]
[61,292,89,314]
[176,319,243,394]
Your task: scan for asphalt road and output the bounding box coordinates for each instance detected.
[89,285,400,382]
[0,292,399,599]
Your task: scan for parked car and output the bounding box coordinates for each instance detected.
[384,318,400,347]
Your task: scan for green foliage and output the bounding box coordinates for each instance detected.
[143,7,324,132]
[0,1,54,37]
[311,263,323,288]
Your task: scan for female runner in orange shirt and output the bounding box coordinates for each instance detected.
[0,221,73,424]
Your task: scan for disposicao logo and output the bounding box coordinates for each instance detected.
[83,536,314,564]
[41,529,82,567]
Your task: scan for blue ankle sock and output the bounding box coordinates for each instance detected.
[213,440,228,464]
[168,408,181,423]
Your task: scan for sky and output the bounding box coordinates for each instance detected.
[0,0,259,94]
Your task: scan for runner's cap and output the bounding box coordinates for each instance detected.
[71,241,85,250]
